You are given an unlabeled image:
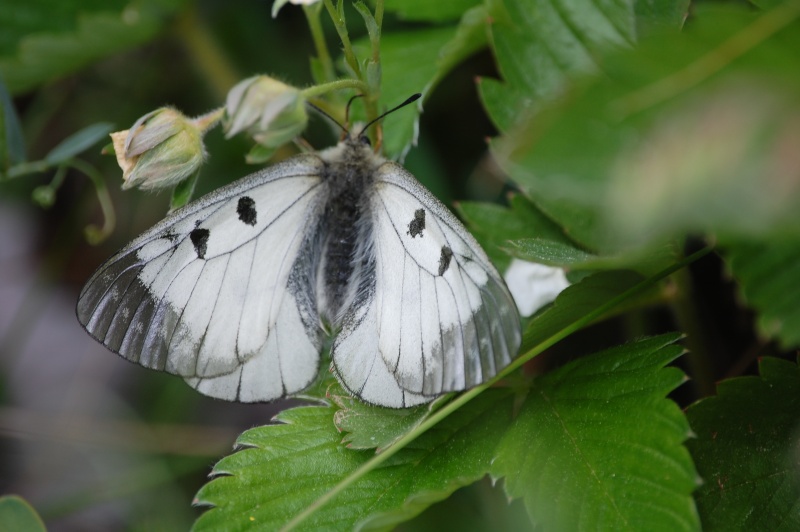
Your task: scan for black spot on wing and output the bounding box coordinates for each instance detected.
[190,228,210,259]
[237,196,257,226]
[407,208,425,238]
[437,246,453,276]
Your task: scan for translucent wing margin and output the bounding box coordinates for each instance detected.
[332,162,521,407]
[76,155,326,402]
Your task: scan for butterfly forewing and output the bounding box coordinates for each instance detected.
[77,155,328,401]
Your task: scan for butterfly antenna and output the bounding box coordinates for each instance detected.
[307,100,349,135]
[358,93,422,138]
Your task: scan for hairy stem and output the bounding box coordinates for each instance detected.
[173,5,241,100]
[304,4,337,83]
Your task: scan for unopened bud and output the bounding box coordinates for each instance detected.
[110,107,220,191]
[225,76,307,154]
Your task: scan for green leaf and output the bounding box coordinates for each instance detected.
[634,0,691,39]
[0,495,46,532]
[0,0,183,94]
[457,194,574,269]
[481,0,640,132]
[492,334,700,531]
[504,237,596,267]
[170,168,201,211]
[331,384,452,452]
[722,239,800,349]
[506,236,678,274]
[686,356,800,530]
[44,121,114,165]
[193,390,514,531]
[381,0,482,22]
[491,4,800,253]
[355,6,488,159]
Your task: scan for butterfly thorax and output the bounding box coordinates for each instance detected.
[316,137,384,323]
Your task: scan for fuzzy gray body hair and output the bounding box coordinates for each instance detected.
[314,135,383,325]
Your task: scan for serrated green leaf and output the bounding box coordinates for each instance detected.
[0,0,183,94]
[44,121,114,165]
[504,237,596,266]
[493,334,700,531]
[193,390,513,531]
[481,0,638,132]
[457,194,573,269]
[331,384,452,452]
[0,495,46,532]
[634,0,690,38]
[492,4,800,253]
[686,356,800,530]
[382,0,481,22]
[723,239,800,349]
[354,6,487,159]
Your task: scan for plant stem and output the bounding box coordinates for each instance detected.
[374,0,383,29]
[173,5,241,100]
[670,264,718,397]
[323,0,361,78]
[281,246,714,531]
[68,158,116,244]
[301,79,370,99]
[304,5,336,83]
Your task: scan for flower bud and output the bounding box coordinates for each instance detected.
[225,76,307,154]
[110,107,219,191]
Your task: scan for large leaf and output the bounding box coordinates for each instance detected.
[723,239,800,349]
[686,356,800,530]
[479,0,672,132]
[193,390,513,531]
[492,334,700,530]
[0,495,46,532]
[490,4,800,253]
[0,0,183,94]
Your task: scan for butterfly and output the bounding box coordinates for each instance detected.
[76,98,522,408]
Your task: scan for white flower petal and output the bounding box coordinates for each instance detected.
[504,259,570,317]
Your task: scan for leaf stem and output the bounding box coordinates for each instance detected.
[173,5,241,100]
[282,246,714,530]
[323,0,361,78]
[68,158,116,244]
[301,79,370,99]
[611,0,800,118]
[304,4,336,83]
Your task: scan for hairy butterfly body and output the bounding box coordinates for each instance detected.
[77,132,521,408]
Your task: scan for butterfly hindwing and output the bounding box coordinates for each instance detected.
[77,155,327,402]
[331,162,521,407]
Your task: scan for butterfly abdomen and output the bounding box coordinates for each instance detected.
[317,141,380,322]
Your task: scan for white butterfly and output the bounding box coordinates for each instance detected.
[77,121,521,408]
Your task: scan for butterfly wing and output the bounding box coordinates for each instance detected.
[77,155,327,402]
[331,162,521,407]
